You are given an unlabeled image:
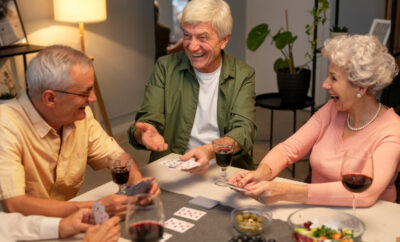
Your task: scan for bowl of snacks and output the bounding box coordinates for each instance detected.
[231,206,273,236]
[287,207,365,242]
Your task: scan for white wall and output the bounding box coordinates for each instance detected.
[246,0,331,106]
[16,0,155,137]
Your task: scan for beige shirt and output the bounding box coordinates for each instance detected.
[0,92,123,201]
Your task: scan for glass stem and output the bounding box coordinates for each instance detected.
[352,193,356,216]
[221,167,227,181]
[118,184,127,195]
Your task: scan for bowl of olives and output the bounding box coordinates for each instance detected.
[231,206,273,236]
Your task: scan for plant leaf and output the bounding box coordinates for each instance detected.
[247,24,270,51]
[273,31,297,50]
[273,58,289,72]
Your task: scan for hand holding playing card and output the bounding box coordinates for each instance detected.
[92,201,110,224]
[97,194,129,218]
[179,145,212,173]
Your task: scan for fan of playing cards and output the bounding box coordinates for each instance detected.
[125,193,165,242]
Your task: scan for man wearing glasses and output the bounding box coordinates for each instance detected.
[0,45,160,218]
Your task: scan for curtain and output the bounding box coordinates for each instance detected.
[385,0,400,65]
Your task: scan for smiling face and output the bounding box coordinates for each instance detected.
[322,63,360,111]
[182,22,230,73]
[54,64,96,125]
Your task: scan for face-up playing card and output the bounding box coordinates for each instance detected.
[174,207,206,221]
[126,179,153,195]
[160,158,199,170]
[92,201,109,224]
[164,217,194,233]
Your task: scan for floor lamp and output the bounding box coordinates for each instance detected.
[53,0,113,136]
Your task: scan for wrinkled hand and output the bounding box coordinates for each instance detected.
[59,208,94,238]
[180,144,213,174]
[228,170,263,188]
[136,122,168,151]
[97,194,129,218]
[243,181,307,204]
[83,216,121,242]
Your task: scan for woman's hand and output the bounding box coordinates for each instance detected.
[228,163,272,188]
[243,181,308,204]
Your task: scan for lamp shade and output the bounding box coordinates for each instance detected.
[54,0,107,23]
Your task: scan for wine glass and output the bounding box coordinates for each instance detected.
[110,156,132,195]
[341,150,374,215]
[125,193,165,242]
[212,139,234,186]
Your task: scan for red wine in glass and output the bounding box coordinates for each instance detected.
[342,174,373,193]
[112,167,130,185]
[215,151,233,167]
[129,221,163,242]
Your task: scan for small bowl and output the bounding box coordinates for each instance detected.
[287,207,365,242]
[231,206,273,236]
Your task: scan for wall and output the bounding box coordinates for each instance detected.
[16,0,155,136]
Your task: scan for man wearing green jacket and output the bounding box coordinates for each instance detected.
[128,0,256,172]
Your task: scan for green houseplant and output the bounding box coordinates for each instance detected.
[247,0,329,105]
[330,25,349,38]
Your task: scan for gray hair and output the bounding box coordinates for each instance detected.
[26,45,93,99]
[322,34,398,96]
[181,0,233,39]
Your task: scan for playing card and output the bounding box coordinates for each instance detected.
[126,179,153,195]
[159,158,199,170]
[92,201,109,224]
[227,183,247,192]
[174,207,206,221]
[164,217,194,233]
[176,158,199,170]
[188,196,219,209]
[160,232,172,242]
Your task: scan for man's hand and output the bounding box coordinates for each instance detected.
[180,144,213,174]
[59,208,93,239]
[97,194,129,218]
[134,177,161,196]
[83,216,121,242]
[135,122,168,151]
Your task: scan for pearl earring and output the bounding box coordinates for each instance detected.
[356,93,361,98]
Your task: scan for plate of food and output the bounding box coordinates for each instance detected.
[287,207,365,242]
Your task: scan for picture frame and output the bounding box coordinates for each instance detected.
[368,18,391,45]
[0,0,27,47]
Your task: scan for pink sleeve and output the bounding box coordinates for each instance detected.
[308,136,400,206]
[263,102,332,178]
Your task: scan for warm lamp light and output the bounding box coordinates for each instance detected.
[53,0,113,136]
[53,0,107,53]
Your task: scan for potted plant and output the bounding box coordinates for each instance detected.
[330,25,349,38]
[246,0,329,105]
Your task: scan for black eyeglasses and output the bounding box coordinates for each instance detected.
[53,90,91,98]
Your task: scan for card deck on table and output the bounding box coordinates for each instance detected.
[159,158,199,170]
[160,232,172,242]
[164,217,194,233]
[188,196,219,209]
[92,201,109,224]
[174,207,206,221]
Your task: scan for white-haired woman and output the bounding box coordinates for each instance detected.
[229,35,400,207]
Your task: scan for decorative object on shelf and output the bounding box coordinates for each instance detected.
[246,0,329,105]
[329,25,349,38]
[53,0,113,137]
[0,0,27,47]
[368,18,391,45]
[0,60,18,101]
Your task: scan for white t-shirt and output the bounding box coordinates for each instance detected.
[188,64,222,150]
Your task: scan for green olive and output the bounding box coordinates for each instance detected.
[235,214,244,222]
[243,212,250,219]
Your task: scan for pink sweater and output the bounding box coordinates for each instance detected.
[264,100,400,207]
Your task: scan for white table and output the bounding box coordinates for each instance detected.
[72,153,400,242]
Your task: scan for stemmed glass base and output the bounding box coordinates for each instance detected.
[215,167,229,186]
[117,184,128,195]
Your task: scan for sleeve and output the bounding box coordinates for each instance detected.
[0,112,26,199]
[0,212,61,241]
[262,102,332,178]
[85,108,124,170]
[224,68,257,155]
[128,60,167,150]
[308,135,400,207]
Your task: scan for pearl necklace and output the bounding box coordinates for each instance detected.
[346,102,381,131]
